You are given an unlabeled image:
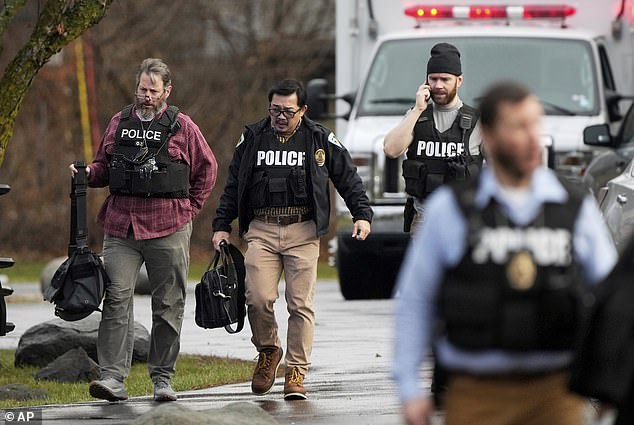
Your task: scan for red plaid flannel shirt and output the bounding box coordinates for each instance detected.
[88,105,217,240]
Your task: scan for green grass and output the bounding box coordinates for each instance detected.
[3,259,338,285]
[2,260,48,284]
[0,350,253,408]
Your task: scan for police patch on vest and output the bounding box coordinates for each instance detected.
[315,149,326,167]
[506,251,537,291]
[328,132,343,148]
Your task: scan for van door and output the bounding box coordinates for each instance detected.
[598,43,622,123]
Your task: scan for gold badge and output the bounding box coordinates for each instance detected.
[506,251,537,291]
[315,149,326,167]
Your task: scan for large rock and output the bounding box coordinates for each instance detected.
[130,402,279,425]
[0,384,48,401]
[40,257,151,295]
[34,347,99,383]
[15,314,149,368]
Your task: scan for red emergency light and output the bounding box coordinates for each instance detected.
[404,4,576,20]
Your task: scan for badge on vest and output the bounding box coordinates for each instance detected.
[315,149,326,167]
[506,250,537,291]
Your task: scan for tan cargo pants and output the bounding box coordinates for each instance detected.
[444,371,584,425]
[244,219,320,375]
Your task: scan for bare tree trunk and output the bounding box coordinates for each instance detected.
[0,0,114,165]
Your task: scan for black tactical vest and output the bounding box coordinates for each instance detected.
[402,104,481,199]
[440,179,587,352]
[249,126,310,209]
[109,105,190,198]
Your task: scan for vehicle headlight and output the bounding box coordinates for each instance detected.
[351,152,375,201]
[556,151,594,176]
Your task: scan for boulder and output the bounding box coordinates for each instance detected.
[0,384,48,401]
[130,402,279,425]
[15,314,149,368]
[34,347,99,383]
[40,257,151,295]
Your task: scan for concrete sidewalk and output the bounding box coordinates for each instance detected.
[1,280,405,424]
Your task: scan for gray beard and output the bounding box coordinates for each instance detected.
[135,100,166,120]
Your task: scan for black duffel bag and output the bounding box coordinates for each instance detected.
[44,161,110,321]
[195,241,246,334]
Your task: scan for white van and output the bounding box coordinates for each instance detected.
[307,0,634,299]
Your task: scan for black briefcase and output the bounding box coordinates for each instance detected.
[195,241,246,334]
[44,161,110,321]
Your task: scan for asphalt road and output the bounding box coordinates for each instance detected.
[1,279,412,424]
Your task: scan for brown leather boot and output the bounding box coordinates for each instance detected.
[284,366,307,400]
[251,347,283,395]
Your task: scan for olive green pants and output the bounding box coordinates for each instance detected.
[98,222,191,384]
[244,219,320,375]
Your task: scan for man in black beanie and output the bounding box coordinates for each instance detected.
[384,42,483,233]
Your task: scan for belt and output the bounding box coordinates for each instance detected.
[254,213,313,226]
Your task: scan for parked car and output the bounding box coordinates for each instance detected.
[595,157,634,251]
[583,99,634,197]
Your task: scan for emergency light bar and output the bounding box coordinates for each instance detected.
[404,4,576,20]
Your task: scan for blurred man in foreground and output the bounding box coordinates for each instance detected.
[393,81,616,425]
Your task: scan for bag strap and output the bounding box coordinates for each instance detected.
[219,241,244,334]
[69,161,88,256]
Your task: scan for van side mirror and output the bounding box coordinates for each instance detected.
[306,79,329,120]
[584,124,613,147]
[305,78,355,121]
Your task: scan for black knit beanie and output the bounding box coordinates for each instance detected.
[427,43,462,76]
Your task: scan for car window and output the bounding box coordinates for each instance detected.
[357,37,598,117]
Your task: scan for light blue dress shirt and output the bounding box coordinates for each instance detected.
[392,167,618,403]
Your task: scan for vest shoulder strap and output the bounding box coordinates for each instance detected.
[458,104,479,122]
[158,105,181,136]
[543,177,585,230]
[120,104,134,121]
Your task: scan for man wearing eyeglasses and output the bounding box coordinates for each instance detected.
[69,58,217,403]
[212,79,373,400]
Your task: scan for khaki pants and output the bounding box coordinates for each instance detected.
[445,371,584,425]
[98,222,191,383]
[244,219,320,375]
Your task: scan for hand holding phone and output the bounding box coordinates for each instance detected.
[415,83,431,112]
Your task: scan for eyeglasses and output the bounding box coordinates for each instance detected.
[268,107,301,119]
[134,88,165,100]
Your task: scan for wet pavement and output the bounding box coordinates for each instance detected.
[1,279,408,424]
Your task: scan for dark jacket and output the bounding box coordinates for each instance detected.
[570,238,634,422]
[212,116,373,236]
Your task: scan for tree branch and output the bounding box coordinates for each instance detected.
[0,0,114,165]
[0,0,27,55]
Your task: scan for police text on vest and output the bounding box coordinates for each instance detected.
[257,150,306,167]
[472,227,572,266]
[416,141,464,158]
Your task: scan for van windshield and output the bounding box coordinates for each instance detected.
[357,37,598,117]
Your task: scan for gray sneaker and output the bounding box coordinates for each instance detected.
[154,380,177,402]
[89,378,128,402]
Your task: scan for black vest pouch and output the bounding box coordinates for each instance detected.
[466,155,483,178]
[402,159,428,199]
[108,155,128,193]
[268,177,289,207]
[289,166,308,204]
[249,170,269,209]
[426,173,445,193]
[447,156,468,182]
